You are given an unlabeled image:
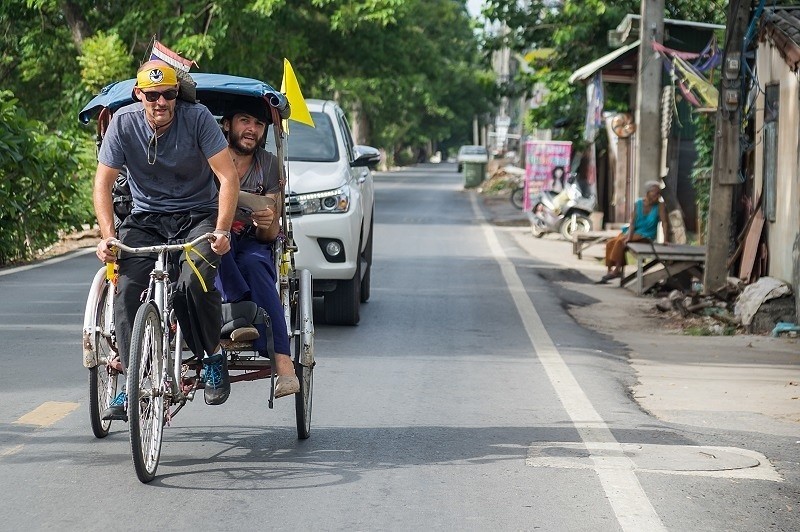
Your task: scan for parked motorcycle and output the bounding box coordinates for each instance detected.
[529,179,595,240]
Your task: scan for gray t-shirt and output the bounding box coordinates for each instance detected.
[239,149,280,194]
[98,100,228,213]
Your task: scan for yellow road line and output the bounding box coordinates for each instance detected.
[14,401,80,427]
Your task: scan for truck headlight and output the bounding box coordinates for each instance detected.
[295,186,350,214]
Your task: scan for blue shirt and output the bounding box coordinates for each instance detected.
[634,198,660,240]
[98,100,228,214]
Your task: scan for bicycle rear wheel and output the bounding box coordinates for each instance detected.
[88,280,118,438]
[127,302,166,483]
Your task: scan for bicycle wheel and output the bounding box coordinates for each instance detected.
[510,187,525,210]
[127,301,166,483]
[88,281,118,438]
[294,270,314,439]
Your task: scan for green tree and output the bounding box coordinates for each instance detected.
[0,0,493,263]
[0,91,94,263]
[480,0,726,147]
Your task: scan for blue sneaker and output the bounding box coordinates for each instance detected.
[203,353,230,405]
[101,391,128,421]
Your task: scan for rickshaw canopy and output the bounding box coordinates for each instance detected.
[78,73,289,125]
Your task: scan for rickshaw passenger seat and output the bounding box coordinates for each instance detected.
[221,301,265,339]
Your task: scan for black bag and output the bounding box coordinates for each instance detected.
[112,166,133,228]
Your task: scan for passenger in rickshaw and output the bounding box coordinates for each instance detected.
[214,101,300,398]
[94,60,239,419]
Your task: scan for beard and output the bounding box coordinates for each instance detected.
[229,129,264,156]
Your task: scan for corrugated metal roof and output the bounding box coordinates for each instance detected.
[760,6,800,71]
[569,40,640,84]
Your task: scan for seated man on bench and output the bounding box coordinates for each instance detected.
[214,100,299,398]
[598,180,670,284]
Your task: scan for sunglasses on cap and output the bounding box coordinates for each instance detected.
[141,89,179,102]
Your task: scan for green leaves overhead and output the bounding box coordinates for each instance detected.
[78,32,132,94]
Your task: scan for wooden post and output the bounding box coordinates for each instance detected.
[634,0,664,198]
[703,0,751,293]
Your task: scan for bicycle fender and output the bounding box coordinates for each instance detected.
[82,267,108,368]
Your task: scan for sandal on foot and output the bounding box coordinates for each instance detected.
[274,375,300,398]
[598,271,621,284]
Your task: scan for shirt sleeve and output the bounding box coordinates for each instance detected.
[265,152,281,194]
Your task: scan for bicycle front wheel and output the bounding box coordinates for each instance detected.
[89,281,119,438]
[127,302,166,483]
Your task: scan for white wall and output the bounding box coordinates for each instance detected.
[754,43,800,284]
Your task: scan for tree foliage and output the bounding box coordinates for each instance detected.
[480,0,727,148]
[0,0,493,264]
[0,91,93,263]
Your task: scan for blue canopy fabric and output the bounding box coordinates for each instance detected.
[78,73,289,124]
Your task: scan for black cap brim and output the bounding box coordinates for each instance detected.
[224,97,269,123]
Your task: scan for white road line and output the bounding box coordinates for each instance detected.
[472,195,666,532]
[0,248,94,277]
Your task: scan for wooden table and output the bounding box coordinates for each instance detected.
[621,243,706,295]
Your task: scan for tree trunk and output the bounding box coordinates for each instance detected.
[349,99,370,145]
[60,1,92,52]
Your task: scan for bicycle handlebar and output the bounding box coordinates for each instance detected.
[108,233,216,255]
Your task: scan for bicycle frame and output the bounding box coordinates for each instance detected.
[108,232,215,409]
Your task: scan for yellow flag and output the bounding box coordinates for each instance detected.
[281,58,315,129]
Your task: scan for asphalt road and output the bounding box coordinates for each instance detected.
[0,163,797,531]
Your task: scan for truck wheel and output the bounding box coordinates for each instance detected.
[360,219,373,303]
[324,258,361,325]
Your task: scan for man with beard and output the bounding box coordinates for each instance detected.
[214,99,299,398]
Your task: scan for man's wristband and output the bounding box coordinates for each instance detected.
[214,230,231,240]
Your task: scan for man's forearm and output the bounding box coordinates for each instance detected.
[216,181,237,231]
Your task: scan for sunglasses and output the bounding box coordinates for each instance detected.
[141,89,179,102]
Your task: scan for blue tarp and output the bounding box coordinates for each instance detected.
[78,73,289,124]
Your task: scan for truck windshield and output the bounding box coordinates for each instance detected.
[266,112,338,162]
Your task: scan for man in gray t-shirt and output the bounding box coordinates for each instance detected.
[93,60,239,417]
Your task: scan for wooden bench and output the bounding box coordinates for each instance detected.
[620,243,706,295]
[572,230,619,259]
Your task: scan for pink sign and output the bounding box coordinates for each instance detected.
[523,141,572,211]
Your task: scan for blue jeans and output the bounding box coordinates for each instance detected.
[214,233,291,355]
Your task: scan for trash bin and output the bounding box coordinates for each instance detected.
[463,162,486,188]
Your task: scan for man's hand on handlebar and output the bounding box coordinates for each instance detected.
[211,231,231,255]
[96,237,117,263]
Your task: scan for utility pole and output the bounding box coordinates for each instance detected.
[634,0,664,200]
[703,0,751,293]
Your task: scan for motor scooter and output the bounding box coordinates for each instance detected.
[530,178,595,240]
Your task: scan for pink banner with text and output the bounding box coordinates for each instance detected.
[523,140,572,211]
